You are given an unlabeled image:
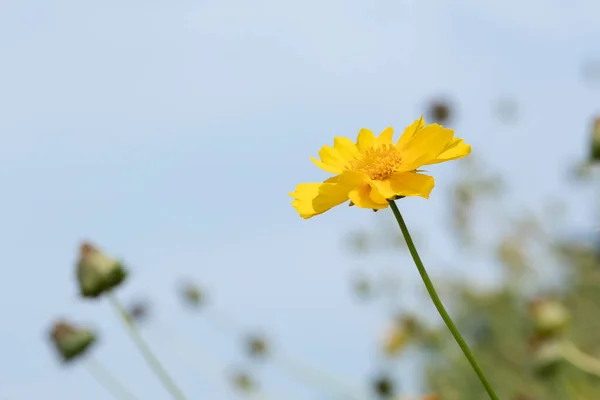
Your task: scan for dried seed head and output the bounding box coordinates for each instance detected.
[49,320,97,363]
[76,242,127,298]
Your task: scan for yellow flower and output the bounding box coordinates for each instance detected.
[289,116,471,219]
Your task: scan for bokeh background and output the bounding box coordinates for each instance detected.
[2,0,600,399]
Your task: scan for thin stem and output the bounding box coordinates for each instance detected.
[87,357,141,400]
[388,200,499,400]
[108,293,188,400]
[561,340,600,378]
[273,353,369,400]
[204,307,369,400]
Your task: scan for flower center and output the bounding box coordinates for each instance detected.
[345,144,402,180]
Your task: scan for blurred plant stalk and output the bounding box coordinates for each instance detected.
[87,357,141,400]
[200,306,371,400]
[273,352,371,400]
[109,293,188,400]
[561,340,600,378]
[388,200,499,400]
[145,319,278,400]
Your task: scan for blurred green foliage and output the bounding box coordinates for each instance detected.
[349,147,600,399]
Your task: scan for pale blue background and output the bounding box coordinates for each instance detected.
[1,0,599,398]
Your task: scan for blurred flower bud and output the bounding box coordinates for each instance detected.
[76,242,127,298]
[246,334,269,359]
[529,299,569,338]
[381,323,409,357]
[589,117,600,162]
[127,300,150,324]
[352,274,372,300]
[493,98,519,124]
[497,236,527,273]
[396,314,424,339]
[427,99,453,125]
[180,282,205,308]
[347,231,369,253]
[230,370,257,393]
[570,161,593,181]
[372,375,395,398]
[531,338,564,378]
[49,320,97,363]
[582,58,600,87]
[470,316,494,346]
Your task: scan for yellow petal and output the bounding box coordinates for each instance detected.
[320,145,347,170]
[333,136,359,161]
[348,184,388,210]
[289,183,347,219]
[370,179,397,199]
[423,138,471,165]
[289,172,368,219]
[310,157,342,174]
[379,172,435,199]
[398,124,455,170]
[376,127,394,146]
[396,116,425,150]
[356,128,376,151]
[369,182,388,203]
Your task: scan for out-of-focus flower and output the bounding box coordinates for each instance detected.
[529,298,570,338]
[396,314,424,340]
[49,320,97,363]
[76,242,127,298]
[381,323,409,357]
[230,370,257,393]
[179,282,205,308]
[290,117,471,218]
[497,236,527,273]
[246,334,269,359]
[427,99,453,125]
[372,375,396,398]
[588,116,600,162]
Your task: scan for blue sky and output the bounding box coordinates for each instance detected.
[1,0,599,399]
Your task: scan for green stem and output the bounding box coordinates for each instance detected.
[109,293,188,400]
[87,357,141,400]
[388,200,499,400]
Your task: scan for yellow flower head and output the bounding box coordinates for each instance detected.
[289,117,471,219]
